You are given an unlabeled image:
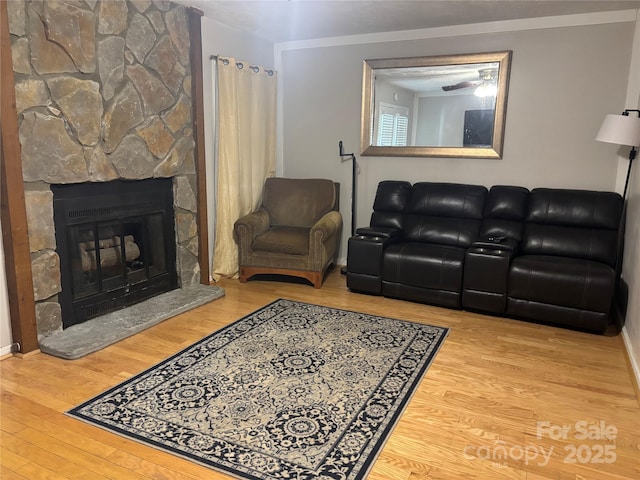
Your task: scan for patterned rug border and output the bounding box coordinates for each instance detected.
[67,299,449,480]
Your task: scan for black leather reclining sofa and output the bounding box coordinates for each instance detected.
[346,181,623,333]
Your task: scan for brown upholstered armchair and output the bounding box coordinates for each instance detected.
[234,178,342,288]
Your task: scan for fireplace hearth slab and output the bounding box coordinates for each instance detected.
[39,284,225,360]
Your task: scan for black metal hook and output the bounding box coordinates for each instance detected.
[338,141,355,161]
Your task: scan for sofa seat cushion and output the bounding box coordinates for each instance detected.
[253,227,309,255]
[383,242,466,292]
[508,255,615,313]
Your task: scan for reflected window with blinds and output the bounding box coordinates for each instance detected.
[376,103,409,147]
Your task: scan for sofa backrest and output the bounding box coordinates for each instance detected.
[365,182,622,264]
[403,183,487,248]
[480,185,530,241]
[370,180,412,230]
[263,177,336,228]
[521,188,623,266]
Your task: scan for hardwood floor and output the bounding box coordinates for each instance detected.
[2,268,639,479]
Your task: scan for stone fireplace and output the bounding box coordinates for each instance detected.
[8,0,201,340]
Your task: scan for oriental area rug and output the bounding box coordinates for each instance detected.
[67,299,449,480]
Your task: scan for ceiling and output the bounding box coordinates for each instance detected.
[174,0,640,43]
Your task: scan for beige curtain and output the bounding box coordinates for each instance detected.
[212,57,277,280]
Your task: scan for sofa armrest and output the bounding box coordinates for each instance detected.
[235,208,270,237]
[355,226,401,240]
[310,210,343,244]
[463,237,519,314]
[234,208,270,257]
[471,236,519,252]
[309,211,343,270]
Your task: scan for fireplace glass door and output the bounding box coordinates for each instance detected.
[53,179,177,328]
[70,215,167,298]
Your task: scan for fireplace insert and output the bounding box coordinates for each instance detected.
[53,179,178,328]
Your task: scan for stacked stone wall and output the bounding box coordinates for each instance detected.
[7,0,200,338]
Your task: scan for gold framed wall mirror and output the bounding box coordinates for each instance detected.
[361,51,512,158]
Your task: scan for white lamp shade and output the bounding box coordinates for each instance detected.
[596,113,640,146]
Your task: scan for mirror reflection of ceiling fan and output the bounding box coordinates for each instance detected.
[441,67,498,92]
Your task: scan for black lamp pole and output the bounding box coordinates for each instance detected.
[609,109,639,328]
[338,141,356,274]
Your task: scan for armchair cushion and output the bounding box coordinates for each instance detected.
[253,227,309,255]
[263,177,336,227]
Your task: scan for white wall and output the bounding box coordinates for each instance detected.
[620,14,640,387]
[0,239,13,355]
[277,15,636,264]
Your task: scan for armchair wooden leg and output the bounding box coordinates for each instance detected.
[237,266,327,288]
[312,271,322,289]
[238,268,248,283]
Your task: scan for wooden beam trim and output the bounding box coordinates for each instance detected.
[1,0,39,353]
[188,7,210,285]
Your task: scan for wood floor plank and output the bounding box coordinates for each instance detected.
[0,413,27,435]
[2,402,118,459]
[1,431,110,480]
[45,413,225,479]
[0,464,31,480]
[0,447,31,471]
[1,269,639,479]
[14,462,72,480]
[13,428,151,480]
[104,449,204,480]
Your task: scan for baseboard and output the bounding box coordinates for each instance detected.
[0,347,41,360]
[0,344,14,357]
[612,278,628,330]
[12,349,41,359]
[621,326,640,402]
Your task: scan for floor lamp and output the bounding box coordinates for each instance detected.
[595,109,640,200]
[595,109,640,326]
[338,141,356,275]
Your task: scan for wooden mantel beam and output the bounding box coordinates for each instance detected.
[187,6,210,285]
[1,0,39,354]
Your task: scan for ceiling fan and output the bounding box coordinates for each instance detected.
[441,67,498,92]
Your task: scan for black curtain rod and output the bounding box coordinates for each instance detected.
[209,55,274,75]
